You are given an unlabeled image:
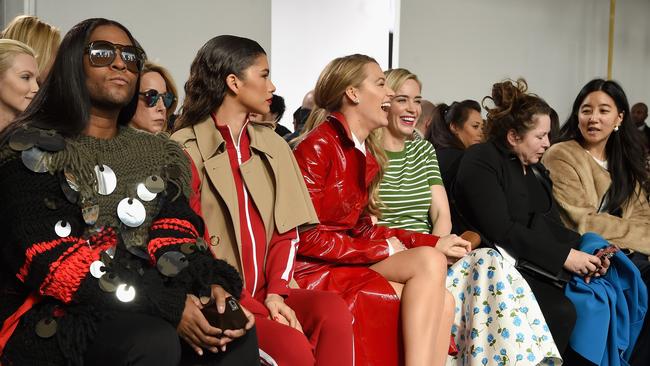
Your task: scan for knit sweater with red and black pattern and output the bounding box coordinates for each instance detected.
[0,127,242,366]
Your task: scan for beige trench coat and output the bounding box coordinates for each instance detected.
[171,117,319,283]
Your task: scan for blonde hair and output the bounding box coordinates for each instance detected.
[0,39,36,76]
[383,68,421,138]
[1,15,60,76]
[297,54,387,216]
[142,60,179,120]
[384,68,421,93]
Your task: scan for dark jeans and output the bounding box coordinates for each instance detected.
[84,312,260,366]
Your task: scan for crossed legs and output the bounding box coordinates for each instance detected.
[371,246,454,366]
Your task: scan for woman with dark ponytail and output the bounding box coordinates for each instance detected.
[426,100,483,189]
[543,79,650,366]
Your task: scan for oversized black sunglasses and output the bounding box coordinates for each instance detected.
[139,89,175,108]
[85,40,145,73]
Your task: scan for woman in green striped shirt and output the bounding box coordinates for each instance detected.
[376,81,450,235]
[378,69,562,366]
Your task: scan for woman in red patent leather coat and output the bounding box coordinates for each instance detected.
[292,54,471,366]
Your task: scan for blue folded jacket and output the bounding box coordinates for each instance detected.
[565,232,648,366]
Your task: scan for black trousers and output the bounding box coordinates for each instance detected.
[629,253,650,366]
[84,312,260,366]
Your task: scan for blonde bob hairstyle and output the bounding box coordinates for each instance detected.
[141,60,179,119]
[296,53,387,216]
[1,15,60,77]
[0,39,36,77]
[384,68,421,95]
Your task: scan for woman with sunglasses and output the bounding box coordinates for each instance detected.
[130,60,177,133]
[172,35,354,366]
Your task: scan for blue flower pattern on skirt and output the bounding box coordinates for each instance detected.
[446,249,562,365]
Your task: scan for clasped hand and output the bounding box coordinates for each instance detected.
[265,293,303,333]
[564,248,611,284]
[177,285,255,356]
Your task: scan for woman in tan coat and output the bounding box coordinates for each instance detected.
[542,78,650,366]
[172,35,353,366]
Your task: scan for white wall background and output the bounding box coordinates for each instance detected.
[612,0,650,110]
[271,0,392,129]
[31,0,271,113]
[2,0,648,127]
[399,0,650,123]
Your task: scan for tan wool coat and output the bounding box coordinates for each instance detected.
[171,117,319,281]
[543,140,650,255]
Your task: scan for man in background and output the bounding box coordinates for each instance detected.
[632,102,649,151]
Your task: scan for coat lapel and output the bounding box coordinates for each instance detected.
[194,118,243,258]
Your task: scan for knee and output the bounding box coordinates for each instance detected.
[261,329,315,366]
[128,317,181,364]
[309,291,353,325]
[414,246,448,276]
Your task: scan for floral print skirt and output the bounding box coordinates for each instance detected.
[445,248,562,366]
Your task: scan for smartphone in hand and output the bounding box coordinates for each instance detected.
[595,245,619,261]
[201,296,249,331]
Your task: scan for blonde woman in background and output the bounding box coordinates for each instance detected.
[130,61,178,133]
[0,39,39,131]
[2,15,60,83]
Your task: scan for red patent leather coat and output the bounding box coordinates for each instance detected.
[293,113,440,366]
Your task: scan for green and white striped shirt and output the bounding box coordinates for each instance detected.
[377,139,442,233]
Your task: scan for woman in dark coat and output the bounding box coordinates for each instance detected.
[453,79,610,364]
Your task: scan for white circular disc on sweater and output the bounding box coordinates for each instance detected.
[136,183,157,202]
[117,198,146,227]
[116,283,136,302]
[95,164,117,195]
[54,220,71,237]
[89,260,106,279]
